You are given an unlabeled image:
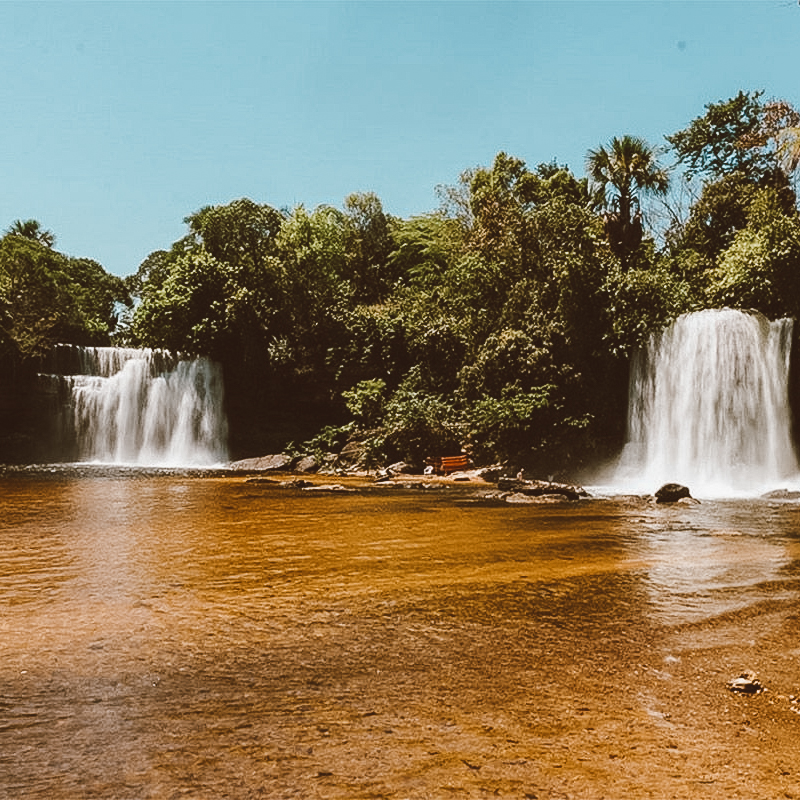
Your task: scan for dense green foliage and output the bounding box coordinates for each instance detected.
[4,90,800,472]
[0,223,129,359]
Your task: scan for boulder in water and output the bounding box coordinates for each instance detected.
[497,477,588,501]
[230,454,293,471]
[761,489,800,500]
[655,483,691,503]
[727,671,764,694]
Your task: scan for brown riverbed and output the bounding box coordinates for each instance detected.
[1,471,799,799]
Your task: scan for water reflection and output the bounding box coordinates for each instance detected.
[2,475,797,634]
[633,500,799,623]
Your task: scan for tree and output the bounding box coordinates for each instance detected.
[0,236,64,357]
[435,168,476,232]
[388,212,466,288]
[674,171,796,260]
[468,152,537,269]
[603,258,698,358]
[184,198,284,269]
[275,204,351,348]
[5,219,55,248]
[674,172,759,258]
[528,160,591,207]
[586,135,669,262]
[125,249,173,301]
[58,257,130,345]
[0,234,128,357]
[525,199,614,360]
[342,192,394,302]
[760,100,800,176]
[667,90,767,179]
[381,368,461,465]
[459,328,556,401]
[129,248,230,356]
[707,208,800,320]
[667,90,800,185]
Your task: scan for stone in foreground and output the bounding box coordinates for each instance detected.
[727,672,764,694]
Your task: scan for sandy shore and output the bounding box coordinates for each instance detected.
[227,581,800,800]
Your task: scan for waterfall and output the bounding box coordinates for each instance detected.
[615,308,799,497]
[54,345,228,467]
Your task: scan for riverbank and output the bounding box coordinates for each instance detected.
[0,462,596,503]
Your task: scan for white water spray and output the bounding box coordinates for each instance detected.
[615,308,799,497]
[60,346,228,466]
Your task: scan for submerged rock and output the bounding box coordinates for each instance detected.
[761,489,800,500]
[505,492,570,504]
[727,672,765,694]
[497,477,588,501]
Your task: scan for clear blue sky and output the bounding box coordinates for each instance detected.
[1,1,799,277]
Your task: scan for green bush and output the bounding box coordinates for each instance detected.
[342,379,387,428]
[382,371,462,465]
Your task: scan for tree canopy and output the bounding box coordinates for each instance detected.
[4,89,800,472]
[0,228,129,359]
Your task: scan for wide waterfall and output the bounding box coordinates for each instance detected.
[615,308,799,497]
[54,345,228,467]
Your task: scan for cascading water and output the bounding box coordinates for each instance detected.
[54,345,228,467]
[614,308,799,497]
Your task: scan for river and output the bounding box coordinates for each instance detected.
[2,471,799,799]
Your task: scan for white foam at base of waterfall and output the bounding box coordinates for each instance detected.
[613,308,800,498]
[65,347,228,467]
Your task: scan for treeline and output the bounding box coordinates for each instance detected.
[3,90,800,470]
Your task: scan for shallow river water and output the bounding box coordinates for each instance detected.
[2,471,800,799]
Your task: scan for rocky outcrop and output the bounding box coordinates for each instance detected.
[505,492,574,504]
[229,454,294,471]
[654,483,692,503]
[229,453,324,474]
[761,489,800,500]
[496,477,588,501]
[294,455,319,473]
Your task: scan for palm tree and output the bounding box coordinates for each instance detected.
[5,219,55,248]
[586,135,668,262]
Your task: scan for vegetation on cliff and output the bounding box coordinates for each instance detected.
[3,90,800,470]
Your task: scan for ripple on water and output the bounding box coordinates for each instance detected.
[2,475,800,797]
